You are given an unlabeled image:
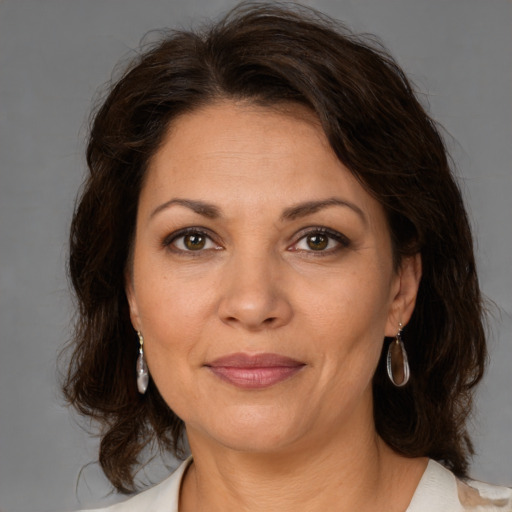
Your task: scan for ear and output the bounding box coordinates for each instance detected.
[385,253,422,336]
[125,270,142,332]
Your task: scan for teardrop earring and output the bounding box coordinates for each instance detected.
[386,323,410,387]
[136,331,149,394]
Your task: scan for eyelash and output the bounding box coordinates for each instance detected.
[162,226,350,255]
[162,227,221,255]
[289,227,351,254]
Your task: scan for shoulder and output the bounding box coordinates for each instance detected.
[78,458,191,512]
[408,459,512,512]
[457,477,512,511]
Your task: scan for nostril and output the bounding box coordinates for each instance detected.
[217,288,293,330]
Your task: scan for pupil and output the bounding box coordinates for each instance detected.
[307,234,328,250]
[185,234,205,250]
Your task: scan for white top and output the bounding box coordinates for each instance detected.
[82,458,512,512]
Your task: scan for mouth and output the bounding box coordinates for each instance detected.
[204,353,306,389]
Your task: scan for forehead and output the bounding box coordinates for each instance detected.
[151,101,329,173]
[141,101,383,223]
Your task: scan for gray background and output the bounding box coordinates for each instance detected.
[0,1,511,511]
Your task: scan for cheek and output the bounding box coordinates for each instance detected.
[139,286,211,350]
[134,248,214,325]
[132,264,231,398]
[137,285,208,415]
[298,261,394,333]
[294,260,394,380]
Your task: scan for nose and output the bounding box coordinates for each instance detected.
[217,253,293,331]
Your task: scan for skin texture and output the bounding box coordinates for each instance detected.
[126,101,425,511]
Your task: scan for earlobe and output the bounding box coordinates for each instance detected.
[385,253,422,336]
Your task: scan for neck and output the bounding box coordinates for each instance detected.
[179,402,427,512]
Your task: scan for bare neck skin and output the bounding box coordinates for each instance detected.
[179,392,428,512]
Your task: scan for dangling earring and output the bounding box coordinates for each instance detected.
[136,331,149,394]
[386,323,410,387]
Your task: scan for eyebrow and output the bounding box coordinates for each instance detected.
[150,196,366,224]
[150,198,221,219]
[281,198,367,224]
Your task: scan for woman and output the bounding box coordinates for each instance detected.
[63,3,511,511]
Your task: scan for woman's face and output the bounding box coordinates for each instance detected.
[126,101,420,454]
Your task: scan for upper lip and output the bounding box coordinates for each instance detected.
[205,353,305,368]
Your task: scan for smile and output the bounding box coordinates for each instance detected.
[205,353,306,389]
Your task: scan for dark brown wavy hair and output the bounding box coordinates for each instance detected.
[62,1,487,493]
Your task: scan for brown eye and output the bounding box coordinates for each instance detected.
[306,234,329,251]
[166,229,221,253]
[184,233,206,250]
[289,228,350,254]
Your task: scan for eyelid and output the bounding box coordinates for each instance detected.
[162,227,222,252]
[161,225,349,254]
[288,226,351,252]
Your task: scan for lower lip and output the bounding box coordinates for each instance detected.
[207,365,304,389]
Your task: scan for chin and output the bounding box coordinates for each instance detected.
[188,405,307,454]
